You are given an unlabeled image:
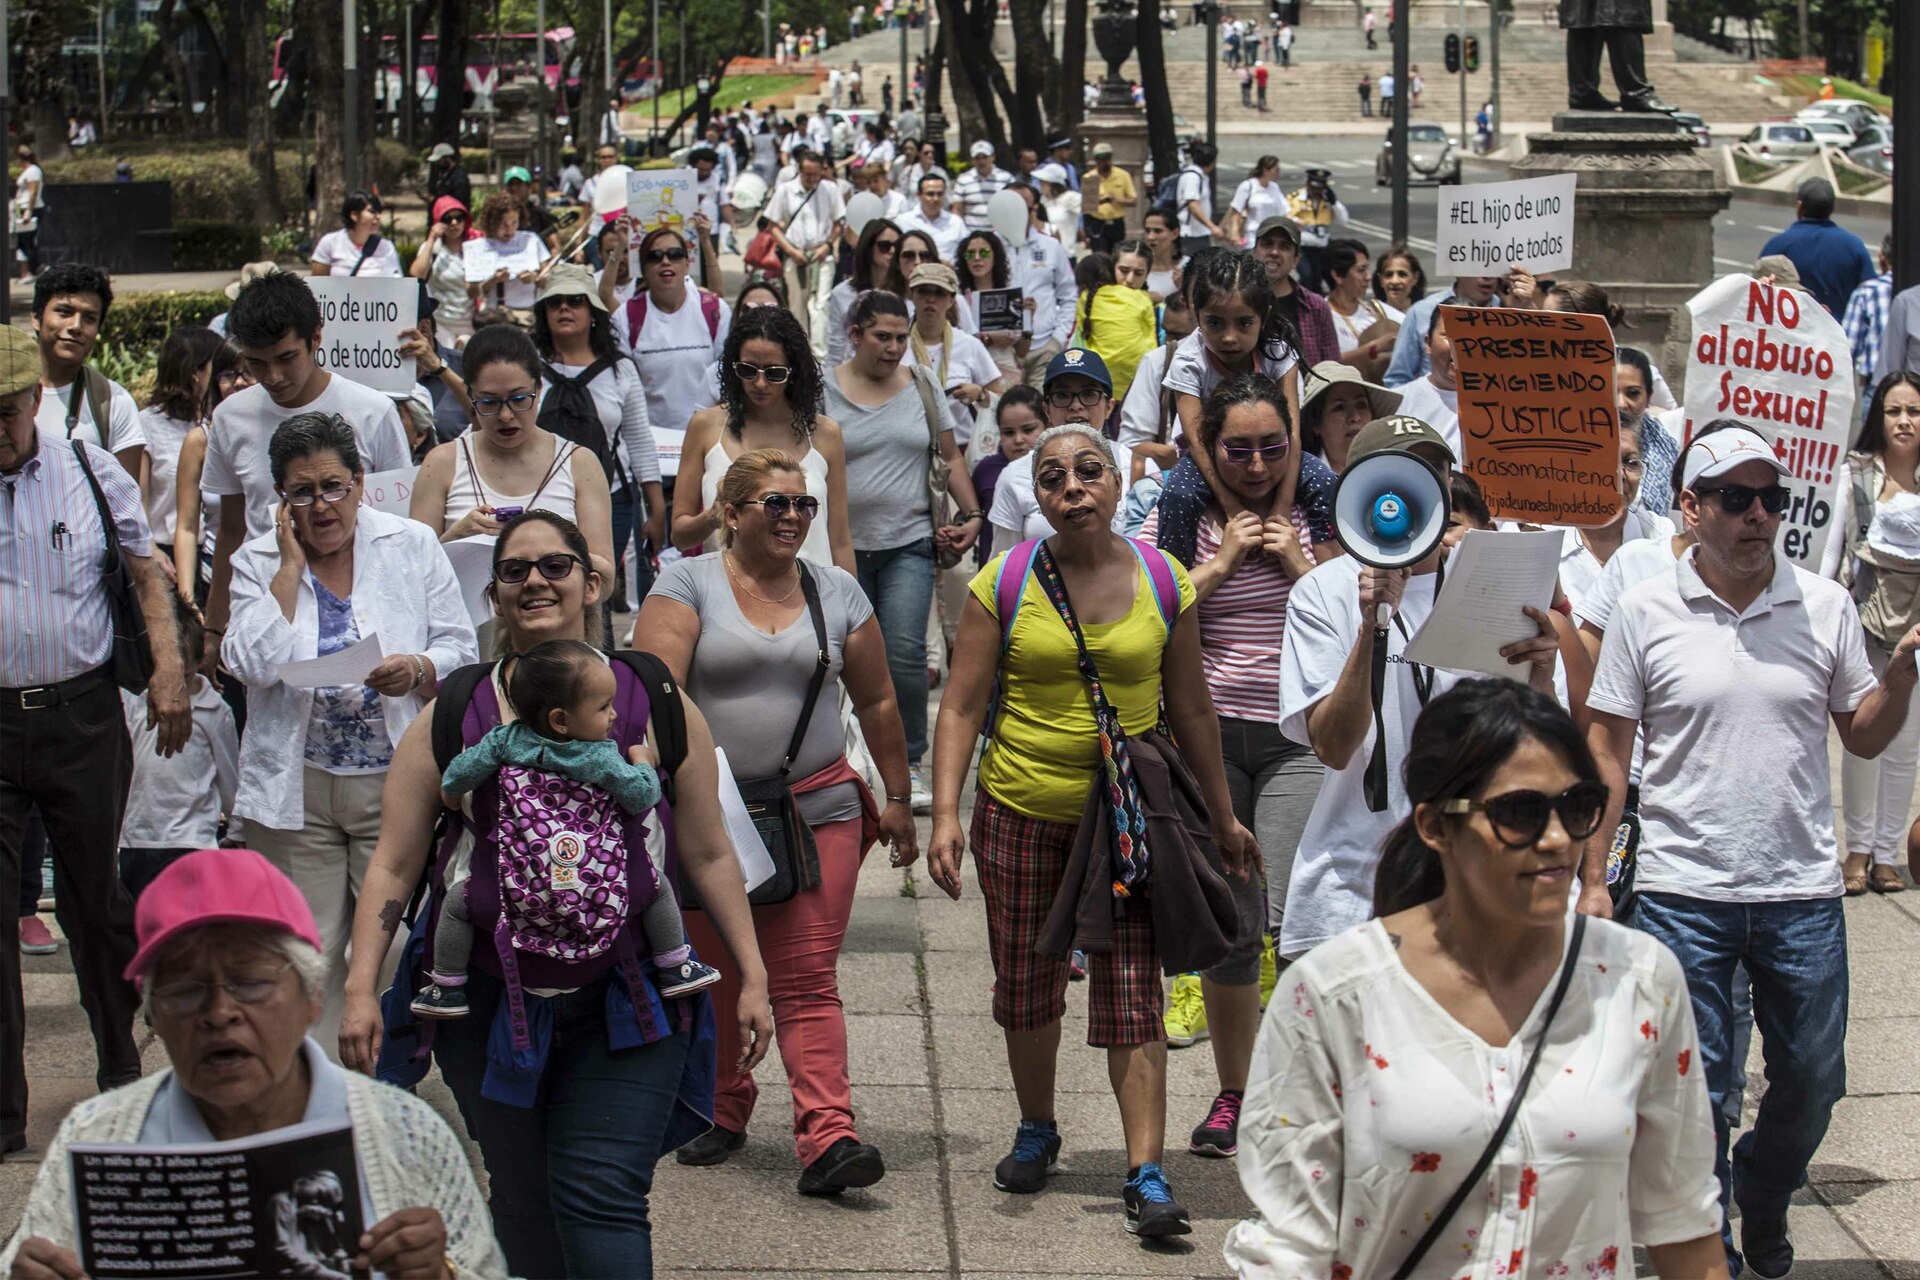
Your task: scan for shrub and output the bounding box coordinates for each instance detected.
[36,140,412,224]
[172,221,265,271]
[98,290,230,352]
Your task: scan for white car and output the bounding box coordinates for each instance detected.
[1797,100,1889,135]
[1799,118,1858,150]
[1740,121,1820,159]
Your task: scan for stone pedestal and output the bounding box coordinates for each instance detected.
[1081,106,1153,235]
[1509,111,1730,393]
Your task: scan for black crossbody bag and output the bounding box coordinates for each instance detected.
[71,442,155,693]
[732,562,831,907]
[1390,914,1588,1279]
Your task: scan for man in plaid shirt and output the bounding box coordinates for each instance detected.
[1842,234,1894,383]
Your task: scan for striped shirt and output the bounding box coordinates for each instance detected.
[0,437,151,686]
[952,166,1012,231]
[1140,503,1314,722]
[1843,271,1892,380]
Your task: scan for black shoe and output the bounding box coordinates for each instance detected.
[1567,92,1620,111]
[675,1123,746,1166]
[1122,1162,1191,1238]
[993,1119,1061,1194]
[1741,1217,1794,1279]
[797,1137,886,1196]
[1621,92,1680,114]
[2,1133,24,1156]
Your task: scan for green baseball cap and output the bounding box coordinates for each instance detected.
[0,325,41,399]
[503,165,533,185]
[1347,414,1457,468]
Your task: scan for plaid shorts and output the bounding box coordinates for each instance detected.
[969,791,1165,1047]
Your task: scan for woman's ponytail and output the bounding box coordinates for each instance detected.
[1372,816,1447,917]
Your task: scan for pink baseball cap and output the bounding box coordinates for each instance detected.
[124,849,323,983]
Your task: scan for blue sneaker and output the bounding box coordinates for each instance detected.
[993,1119,1061,1193]
[1123,1162,1191,1238]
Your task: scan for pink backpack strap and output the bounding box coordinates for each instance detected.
[698,290,722,340]
[623,291,648,341]
[994,539,1045,649]
[1125,538,1181,636]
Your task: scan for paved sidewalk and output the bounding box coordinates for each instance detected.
[7,761,1920,1277]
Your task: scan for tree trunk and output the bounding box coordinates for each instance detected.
[427,0,469,147]
[16,0,73,158]
[214,0,247,137]
[246,0,283,225]
[935,0,992,149]
[154,0,199,137]
[301,0,347,232]
[1006,0,1055,150]
[1052,0,1087,145]
[1136,0,1177,194]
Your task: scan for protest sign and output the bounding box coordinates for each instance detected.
[1445,304,1621,526]
[71,1121,363,1280]
[975,287,1025,333]
[1683,274,1855,569]
[359,465,420,517]
[463,235,543,284]
[307,276,416,394]
[1435,173,1577,276]
[627,168,700,279]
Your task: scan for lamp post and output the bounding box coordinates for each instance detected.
[651,0,660,155]
[1204,0,1218,147]
[343,0,360,194]
[1897,1,1917,294]
[536,0,549,183]
[696,73,711,131]
[1390,0,1410,244]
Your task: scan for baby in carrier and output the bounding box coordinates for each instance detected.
[413,639,722,1018]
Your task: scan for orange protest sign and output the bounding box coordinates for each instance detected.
[1443,304,1621,527]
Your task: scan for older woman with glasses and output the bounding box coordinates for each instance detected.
[988,349,1148,550]
[222,412,477,1055]
[410,195,480,342]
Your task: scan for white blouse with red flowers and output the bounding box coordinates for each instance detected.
[1224,916,1721,1280]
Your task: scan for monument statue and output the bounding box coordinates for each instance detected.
[1559,0,1676,114]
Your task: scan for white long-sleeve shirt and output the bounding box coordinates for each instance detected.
[119,677,238,849]
[1007,227,1077,348]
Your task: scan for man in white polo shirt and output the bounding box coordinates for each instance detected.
[1586,422,1920,1280]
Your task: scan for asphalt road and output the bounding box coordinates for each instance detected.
[1211,142,1891,281]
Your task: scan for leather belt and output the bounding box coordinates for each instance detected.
[0,668,114,712]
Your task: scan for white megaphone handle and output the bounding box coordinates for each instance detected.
[1376,602,1393,628]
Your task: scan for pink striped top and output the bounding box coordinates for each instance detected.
[1141,505,1316,722]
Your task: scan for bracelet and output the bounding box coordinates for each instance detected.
[407,655,427,691]
[958,510,985,522]
[886,792,913,804]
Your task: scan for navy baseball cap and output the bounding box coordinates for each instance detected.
[1043,347,1113,395]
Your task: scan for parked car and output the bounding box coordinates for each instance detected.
[1848,122,1894,153]
[1375,122,1461,186]
[1797,100,1889,135]
[1670,111,1711,147]
[1846,141,1894,177]
[1740,121,1820,159]
[1800,118,1859,150]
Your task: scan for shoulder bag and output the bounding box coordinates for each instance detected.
[1389,914,1588,1280]
[729,562,832,907]
[348,233,383,276]
[70,441,155,693]
[910,365,964,569]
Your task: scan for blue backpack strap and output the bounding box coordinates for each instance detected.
[994,538,1045,648]
[1126,538,1181,636]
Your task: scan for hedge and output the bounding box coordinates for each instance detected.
[173,221,266,271]
[34,140,412,224]
[98,290,230,352]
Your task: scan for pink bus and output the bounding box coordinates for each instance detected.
[271,29,593,114]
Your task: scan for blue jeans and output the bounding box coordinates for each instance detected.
[435,968,692,1280]
[855,537,936,764]
[1631,893,1848,1266]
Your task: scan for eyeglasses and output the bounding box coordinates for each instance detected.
[1621,455,1644,475]
[1440,781,1609,849]
[1045,388,1107,409]
[1218,441,1290,464]
[1695,483,1790,515]
[898,248,932,263]
[440,213,467,224]
[963,247,993,260]
[644,247,689,265]
[281,481,354,508]
[738,494,820,519]
[873,239,900,254]
[1035,459,1115,491]
[734,361,793,385]
[473,391,539,417]
[495,553,586,585]
[150,960,297,1018]
[215,369,250,389]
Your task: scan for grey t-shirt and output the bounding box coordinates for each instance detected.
[826,373,935,551]
[649,554,875,824]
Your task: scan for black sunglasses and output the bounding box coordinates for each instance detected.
[1035,459,1114,491]
[644,247,690,265]
[494,553,586,585]
[734,361,793,385]
[1440,781,1609,849]
[739,494,820,519]
[1695,483,1790,515]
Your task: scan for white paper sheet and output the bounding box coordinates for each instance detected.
[1404,529,1563,678]
[443,535,499,629]
[276,631,387,688]
[714,749,778,892]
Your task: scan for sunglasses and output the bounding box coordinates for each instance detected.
[1045,388,1107,409]
[494,553,587,585]
[873,238,901,253]
[440,213,467,224]
[898,248,933,263]
[473,391,539,417]
[1035,459,1114,491]
[963,247,993,260]
[734,361,793,385]
[1440,781,1609,849]
[644,247,690,265]
[739,493,820,519]
[1695,483,1790,515]
[281,480,354,508]
[1218,441,1290,464]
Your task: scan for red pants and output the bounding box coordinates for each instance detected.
[684,814,867,1165]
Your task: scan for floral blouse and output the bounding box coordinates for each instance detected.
[303,576,392,774]
[1224,917,1721,1280]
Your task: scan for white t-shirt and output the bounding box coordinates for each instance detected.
[1116,342,1181,450]
[1330,297,1405,354]
[202,376,413,539]
[1175,166,1211,238]
[1162,329,1299,406]
[309,229,405,277]
[136,406,196,543]
[1277,556,1455,957]
[1555,508,1675,612]
[988,443,1146,544]
[1389,375,1461,458]
[611,284,732,472]
[765,177,847,252]
[1586,549,1877,902]
[1229,179,1287,245]
[35,374,145,457]
[1572,534,1681,634]
[11,164,44,231]
[904,327,1003,446]
[119,677,238,850]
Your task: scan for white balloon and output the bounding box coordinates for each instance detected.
[593,165,634,217]
[729,171,769,213]
[844,192,886,237]
[988,189,1030,245]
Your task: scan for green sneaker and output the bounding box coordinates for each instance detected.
[1163,974,1209,1048]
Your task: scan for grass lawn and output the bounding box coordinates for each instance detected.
[1774,73,1892,112]
[641,73,813,119]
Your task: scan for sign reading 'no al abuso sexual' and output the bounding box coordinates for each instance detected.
[1444,305,1621,527]
[1683,274,1855,569]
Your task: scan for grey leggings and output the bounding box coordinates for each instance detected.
[433,862,691,980]
[1202,716,1324,985]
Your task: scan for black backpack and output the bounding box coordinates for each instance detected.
[539,357,625,485]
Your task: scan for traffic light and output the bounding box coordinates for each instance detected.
[1444,33,1461,73]
[1464,35,1480,72]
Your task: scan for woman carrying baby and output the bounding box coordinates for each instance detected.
[1826,370,1920,894]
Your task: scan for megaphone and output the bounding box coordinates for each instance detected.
[1332,450,1451,627]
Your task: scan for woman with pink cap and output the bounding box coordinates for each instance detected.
[1,848,509,1280]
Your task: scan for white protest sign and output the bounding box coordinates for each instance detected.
[1683,273,1856,569]
[306,276,417,394]
[1435,173,1576,276]
[463,235,543,284]
[627,167,700,280]
[359,465,421,517]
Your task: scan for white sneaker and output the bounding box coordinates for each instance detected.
[909,767,931,814]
